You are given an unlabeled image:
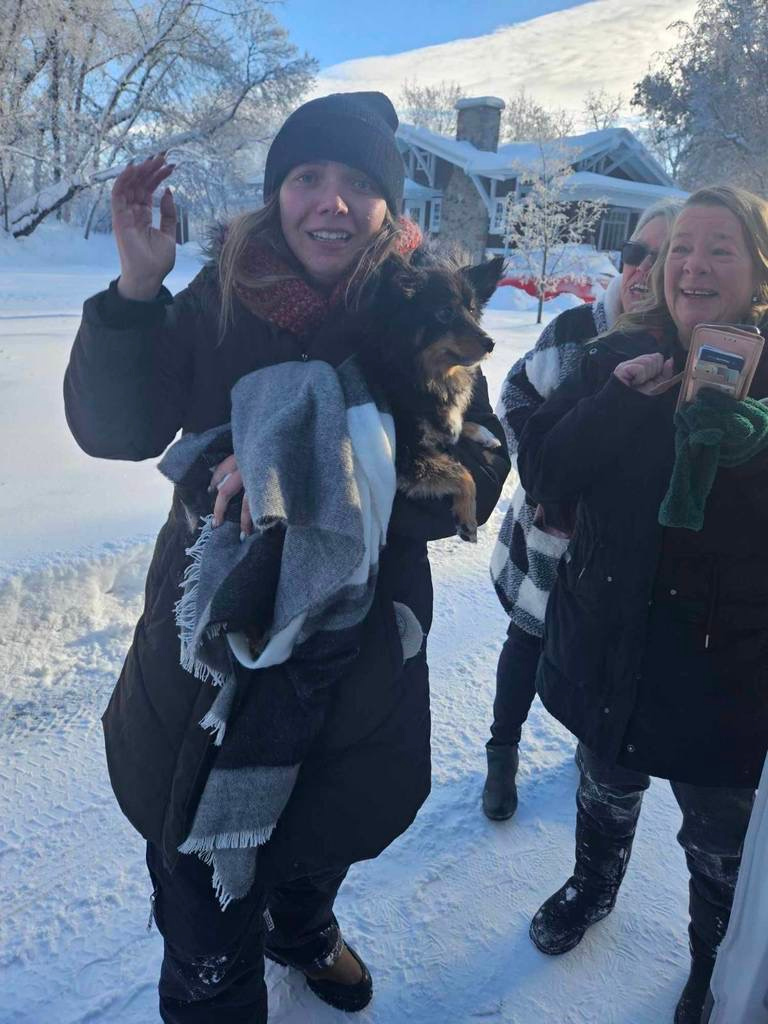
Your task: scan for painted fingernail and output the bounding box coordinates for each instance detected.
[239,531,246,543]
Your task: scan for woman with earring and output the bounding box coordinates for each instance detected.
[518,185,768,1024]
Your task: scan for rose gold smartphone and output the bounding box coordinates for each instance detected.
[675,324,764,409]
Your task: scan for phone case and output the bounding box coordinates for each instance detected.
[675,324,764,410]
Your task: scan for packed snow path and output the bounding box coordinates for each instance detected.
[1,236,692,1023]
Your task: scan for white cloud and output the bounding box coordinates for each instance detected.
[316,0,698,122]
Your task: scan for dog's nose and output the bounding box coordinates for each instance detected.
[484,337,495,352]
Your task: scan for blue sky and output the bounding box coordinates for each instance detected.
[278,0,585,68]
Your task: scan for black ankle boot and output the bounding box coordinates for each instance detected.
[482,744,519,820]
[529,875,618,955]
[674,953,715,1024]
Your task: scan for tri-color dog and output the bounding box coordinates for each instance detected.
[357,253,505,541]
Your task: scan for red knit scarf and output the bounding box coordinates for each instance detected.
[234,217,422,336]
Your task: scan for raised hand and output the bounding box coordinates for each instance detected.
[112,153,177,300]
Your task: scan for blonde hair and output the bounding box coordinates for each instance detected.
[613,184,768,339]
[217,194,404,334]
[631,197,684,240]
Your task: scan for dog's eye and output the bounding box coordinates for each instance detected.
[434,305,455,325]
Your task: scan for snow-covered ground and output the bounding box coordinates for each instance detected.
[1,229,692,1024]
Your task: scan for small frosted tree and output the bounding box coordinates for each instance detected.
[503,143,606,324]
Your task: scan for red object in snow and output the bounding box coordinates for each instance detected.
[499,274,599,303]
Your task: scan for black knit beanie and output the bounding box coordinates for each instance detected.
[263,91,405,214]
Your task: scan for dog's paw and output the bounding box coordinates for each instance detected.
[454,518,478,543]
[462,422,502,449]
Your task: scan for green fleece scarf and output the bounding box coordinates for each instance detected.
[659,389,768,531]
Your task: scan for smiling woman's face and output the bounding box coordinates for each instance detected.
[620,216,670,313]
[278,160,388,290]
[664,204,757,347]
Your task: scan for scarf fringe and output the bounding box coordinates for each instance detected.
[179,825,276,856]
[199,707,228,746]
[175,515,231,688]
[213,871,236,912]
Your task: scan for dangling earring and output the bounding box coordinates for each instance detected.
[752,292,760,303]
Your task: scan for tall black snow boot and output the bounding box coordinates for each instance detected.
[673,952,715,1024]
[529,799,635,955]
[674,915,722,1024]
[482,744,519,820]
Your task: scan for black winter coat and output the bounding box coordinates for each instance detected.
[63,261,510,880]
[518,328,768,788]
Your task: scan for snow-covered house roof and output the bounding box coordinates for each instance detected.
[562,170,687,210]
[403,177,442,200]
[396,123,682,209]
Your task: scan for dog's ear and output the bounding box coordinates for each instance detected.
[461,256,506,307]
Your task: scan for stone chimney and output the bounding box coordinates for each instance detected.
[455,96,505,153]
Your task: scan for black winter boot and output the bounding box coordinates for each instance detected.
[529,875,618,955]
[530,798,635,955]
[673,952,715,1024]
[482,744,519,820]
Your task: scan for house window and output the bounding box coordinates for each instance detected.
[491,199,507,235]
[406,204,424,229]
[429,198,442,234]
[598,208,632,251]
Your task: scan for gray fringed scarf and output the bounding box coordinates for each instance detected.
[158,357,419,909]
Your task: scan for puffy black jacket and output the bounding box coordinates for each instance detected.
[63,260,510,879]
[519,328,768,788]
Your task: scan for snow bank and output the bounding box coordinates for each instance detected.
[500,243,619,282]
[487,286,537,312]
[488,286,587,315]
[0,222,203,318]
[0,221,203,271]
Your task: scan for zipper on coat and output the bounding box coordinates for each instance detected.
[704,557,720,651]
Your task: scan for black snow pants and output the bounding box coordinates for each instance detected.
[575,744,755,960]
[146,842,347,1023]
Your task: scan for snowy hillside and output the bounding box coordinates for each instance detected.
[317,0,698,119]
[0,229,693,1023]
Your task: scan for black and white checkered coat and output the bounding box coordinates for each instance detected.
[490,277,621,636]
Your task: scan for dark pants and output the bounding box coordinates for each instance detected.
[146,842,347,1023]
[575,744,755,958]
[488,621,542,747]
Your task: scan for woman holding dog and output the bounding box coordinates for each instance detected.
[64,91,509,1023]
[518,184,768,1023]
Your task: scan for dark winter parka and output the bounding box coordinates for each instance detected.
[63,255,510,882]
[518,327,768,788]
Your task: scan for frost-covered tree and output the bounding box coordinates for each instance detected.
[582,89,624,131]
[633,104,688,181]
[633,0,768,193]
[398,80,464,136]
[0,0,316,237]
[503,142,605,323]
[501,88,573,143]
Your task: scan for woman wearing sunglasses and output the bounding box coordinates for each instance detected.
[519,184,768,1023]
[485,199,682,821]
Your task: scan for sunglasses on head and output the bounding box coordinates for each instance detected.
[620,240,659,268]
